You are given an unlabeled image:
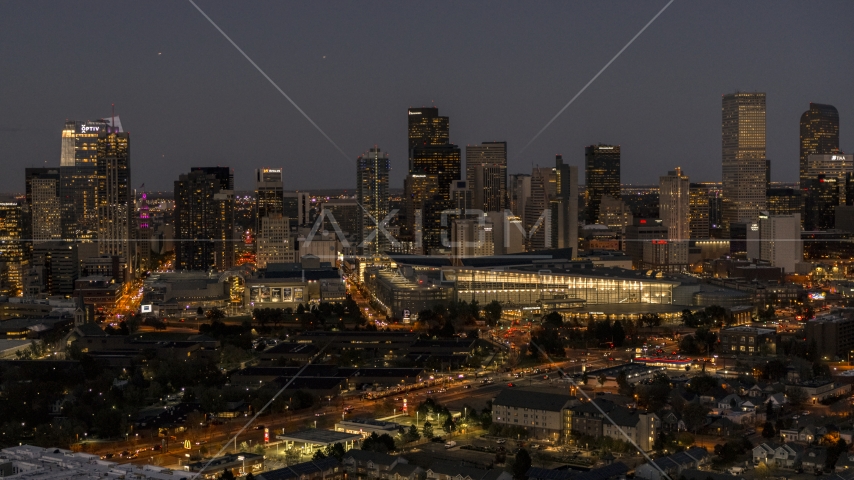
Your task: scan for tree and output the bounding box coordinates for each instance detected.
[483,300,503,326]
[406,424,421,443]
[312,450,327,460]
[197,306,204,316]
[682,403,710,433]
[761,421,776,438]
[512,448,532,480]
[206,308,225,321]
[542,311,563,328]
[422,421,434,439]
[611,321,626,347]
[323,443,346,460]
[787,387,808,407]
[218,470,235,480]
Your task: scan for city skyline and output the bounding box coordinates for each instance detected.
[2,1,853,193]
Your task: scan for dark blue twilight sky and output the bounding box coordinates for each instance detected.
[1,1,852,193]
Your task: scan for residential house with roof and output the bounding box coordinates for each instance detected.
[491,389,575,441]
[779,424,825,444]
[679,470,744,480]
[802,447,829,473]
[660,410,686,432]
[341,450,418,480]
[256,457,342,480]
[772,443,806,469]
[425,461,511,480]
[526,462,628,480]
[835,454,854,472]
[753,443,776,464]
[634,447,709,480]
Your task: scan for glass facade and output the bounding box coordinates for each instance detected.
[721,92,767,234]
[585,145,621,225]
[357,147,390,255]
[800,103,840,191]
[453,268,674,306]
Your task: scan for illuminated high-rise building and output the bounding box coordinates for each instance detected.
[255,168,284,234]
[767,188,801,216]
[0,202,26,296]
[688,183,710,239]
[403,173,439,247]
[659,168,690,241]
[584,144,621,225]
[466,142,507,212]
[60,120,107,239]
[408,107,449,152]
[721,92,767,234]
[406,107,461,253]
[800,103,839,190]
[95,127,132,270]
[138,192,151,272]
[256,215,294,268]
[25,168,62,244]
[174,169,235,271]
[356,147,390,255]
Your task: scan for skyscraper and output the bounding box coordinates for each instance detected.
[406,107,461,254]
[138,191,151,272]
[0,202,26,296]
[60,120,107,239]
[255,168,284,233]
[25,168,62,244]
[688,183,710,239]
[466,141,507,212]
[192,167,234,191]
[553,155,578,254]
[721,92,767,234]
[800,103,839,190]
[508,173,531,218]
[283,191,311,228]
[659,168,690,241]
[584,144,621,225]
[356,147,390,255]
[524,167,552,251]
[174,169,235,271]
[95,127,132,270]
[408,107,449,152]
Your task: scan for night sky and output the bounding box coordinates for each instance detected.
[1,1,853,193]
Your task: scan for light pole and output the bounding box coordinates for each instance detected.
[238,455,245,475]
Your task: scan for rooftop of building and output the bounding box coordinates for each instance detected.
[275,429,362,445]
[720,326,776,335]
[257,458,340,480]
[492,388,573,412]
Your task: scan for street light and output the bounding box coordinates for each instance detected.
[237,456,245,475]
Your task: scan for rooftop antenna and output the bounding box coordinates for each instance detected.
[111,103,115,129]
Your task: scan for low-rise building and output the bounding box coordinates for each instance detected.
[569,398,659,451]
[257,457,343,480]
[341,450,417,480]
[786,380,851,405]
[426,461,511,480]
[184,452,264,479]
[719,326,777,356]
[491,389,574,441]
[805,312,854,360]
[0,445,188,480]
[634,447,709,480]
